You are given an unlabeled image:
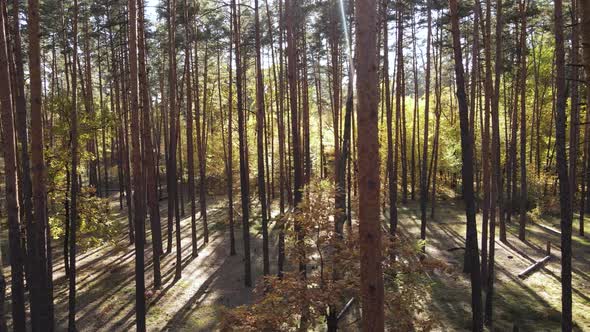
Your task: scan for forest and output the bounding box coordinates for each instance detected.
[0,0,589,330]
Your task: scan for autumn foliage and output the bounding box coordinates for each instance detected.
[221,181,441,331]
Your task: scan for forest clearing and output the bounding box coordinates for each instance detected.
[0,0,589,331]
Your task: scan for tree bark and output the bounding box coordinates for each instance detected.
[277,0,287,277]
[138,0,162,288]
[232,0,251,287]
[197,43,209,245]
[28,0,54,327]
[128,0,146,329]
[0,4,26,329]
[184,0,198,258]
[518,0,528,241]
[579,0,590,237]
[449,0,484,330]
[166,0,182,280]
[286,0,305,276]
[9,2,34,308]
[355,0,384,329]
[227,3,236,256]
[254,0,270,275]
[68,1,79,329]
[553,0,572,330]
[420,0,432,254]
[383,0,397,236]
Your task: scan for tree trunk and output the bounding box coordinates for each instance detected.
[184,0,197,258]
[129,0,147,328]
[383,0,397,236]
[232,0,251,287]
[0,5,26,328]
[485,0,502,323]
[420,0,432,254]
[569,0,580,218]
[9,2,34,309]
[28,0,54,327]
[68,1,79,329]
[553,1,572,330]
[494,0,507,245]
[166,0,182,281]
[138,0,162,288]
[286,0,304,276]
[254,0,270,275]
[198,44,209,245]
[518,0,528,241]
[83,18,98,193]
[449,0,484,330]
[579,0,590,237]
[277,0,287,277]
[227,4,236,256]
[355,0,384,329]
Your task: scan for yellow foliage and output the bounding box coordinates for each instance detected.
[221,180,438,331]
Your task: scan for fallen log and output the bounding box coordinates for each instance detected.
[337,297,355,321]
[517,255,551,279]
[517,242,552,279]
[535,223,561,236]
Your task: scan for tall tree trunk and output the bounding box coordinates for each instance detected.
[303,37,312,188]
[254,0,270,275]
[128,0,146,329]
[518,0,528,241]
[0,4,26,329]
[383,0,397,235]
[286,0,305,277]
[10,1,34,307]
[138,0,162,288]
[393,0,404,232]
[494,0,507,245]
[420,0,432,254]
[198,44,210,245]
[120,37,135,245]
[411,11,419,202]
[98,33,109,197]
[277,0,287,277]
[449,0,484,330]
[28,0,54,327]
[185,0,197,258]
[485,0,502,323]
[355,0,384,329]
[430,14,442,219]
[579,0,590,237]
[227,4,236,256]
[68,1,79,329]
[232,0,251,287]
[83,18,98,193]
[553,0,572,330]
[569,0,580,219]
[478,0,491,285]
[467,0,480,274]
[167,0,182,280]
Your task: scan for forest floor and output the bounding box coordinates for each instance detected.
[2,189,590,331]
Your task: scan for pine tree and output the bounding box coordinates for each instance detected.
[553,0,572,329]
[0,3,26,328]
[355,0,384,329]
[449,0,483,329]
